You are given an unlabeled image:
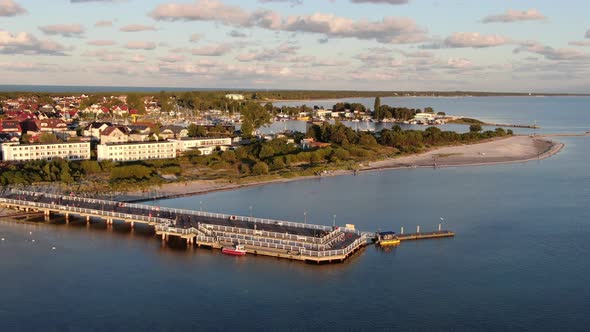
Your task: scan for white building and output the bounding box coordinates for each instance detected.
[97,141,176,162]
[171,137,232,155]
[1,142,91,161]
[225,94,244,101]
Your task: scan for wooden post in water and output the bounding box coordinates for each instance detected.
[438,224,442,231]
[417,225,420,233]
[400,226,404,234]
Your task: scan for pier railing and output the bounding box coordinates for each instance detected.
[300,235,368,258]
[0,197,174,226]
[204,224,323,245]
[5,189,334,233]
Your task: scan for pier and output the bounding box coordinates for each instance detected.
[0,189,367,264]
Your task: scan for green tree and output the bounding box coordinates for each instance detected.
[374,96,381,119]
[39,133,59,143]
[240,102,271,138]
[251,161,269,175]
[127,93,146,114]
[469,124,483,133]
[187,124,206,137]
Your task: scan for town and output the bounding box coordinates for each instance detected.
[0,92,451,163]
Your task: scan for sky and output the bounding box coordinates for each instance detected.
[0,0,589,92]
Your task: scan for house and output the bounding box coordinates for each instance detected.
[100,126,130,144]
[0,120,23,136]
[96,141,176,162]
[1,142,91,161]
[83,122,112,141]
[170,137,233,155]
[301,138,331,150]
[159,125,189,140]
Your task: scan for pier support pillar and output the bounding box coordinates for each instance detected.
[44,210,50,222]
[65,213,69,224]
[86,216,90,224]
[130,221,134,229]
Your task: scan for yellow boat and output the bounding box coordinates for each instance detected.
[377,231,400,246]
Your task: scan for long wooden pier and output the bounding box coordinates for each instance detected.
[0,189,367,264]
[397,230,455,241]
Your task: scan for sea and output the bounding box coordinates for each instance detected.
[1,96,590,331]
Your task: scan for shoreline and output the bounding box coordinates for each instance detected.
[127,135,565,203]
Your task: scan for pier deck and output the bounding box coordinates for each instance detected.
[397,231,455,241]
[0,189,367,264]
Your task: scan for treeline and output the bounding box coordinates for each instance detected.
[379,125,512,153]
[0,159,103,185]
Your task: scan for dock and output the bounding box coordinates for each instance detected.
[397,230,455,241]
[0,189,367,264]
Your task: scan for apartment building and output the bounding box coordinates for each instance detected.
[1,142,91,161]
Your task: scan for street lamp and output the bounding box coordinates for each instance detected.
[249,205,253,218]
[333,214,336,229]
[200,201,203,212]
[304,210,307,224]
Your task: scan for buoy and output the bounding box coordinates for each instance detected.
[1,238,4,241]
[32,239,35,243]
[29,231,32,235]
[51,246,56,250]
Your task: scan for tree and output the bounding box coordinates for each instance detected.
[252,161,269,175]
[469,124,483,133]
[187,124,206,137]
[39,133,59,144]
[373,96,381,120]
[127,93,146,114]
[240,102,271,138]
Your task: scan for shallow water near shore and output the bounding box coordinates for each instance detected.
[1,97,590,331]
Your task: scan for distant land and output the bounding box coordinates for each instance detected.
[0,85,588,98]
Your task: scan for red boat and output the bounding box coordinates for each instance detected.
[222,244,247,256]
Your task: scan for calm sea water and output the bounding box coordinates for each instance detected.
[1,97,590,331]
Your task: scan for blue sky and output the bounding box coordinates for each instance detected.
[1,0,589,92]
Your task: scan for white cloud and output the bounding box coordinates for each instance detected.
[514,41,589,61]
[120,24,156,32]
[0,30,68,55]
[82,49,122,62]
[422,32,510,49]
[130,54,146,63]
[158,54,186,63]
[350,0,408,4]
[151,0,427,44]
[125,41,157,50]
[191,43,233,56]
[39,24,85,38]
[95,20,113,27]
[482,9,547,23]
[87,40,116,46]
[189,33,202,42]
[568,40,590,47]
[0,0,26,16]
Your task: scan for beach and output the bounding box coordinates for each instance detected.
[130,135,564,201]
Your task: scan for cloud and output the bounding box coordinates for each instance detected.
[569,40,590,47]
[514,41,589,61]
[0,30,68,55]
[350,0,409,4]
[189,33,202,42]
[158,54,186,63]
[236,43,298,62]
[120,24,156,32]
[258,0,302,5]
[228,30,247,38]
[422,32,510,49]
[39,24,85,38]
[482,9,547,23]
[129,54,146,63]
[586,29,590,38]
[87,39,116,46]
[125,41,157,50]
[0,0,26,16]
[95,20,113,27]
[71,0,126,2]
[191,43,233,56]
[150,0,427,44]
[82,49,122,61]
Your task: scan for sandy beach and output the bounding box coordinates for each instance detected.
[128,135,564,201]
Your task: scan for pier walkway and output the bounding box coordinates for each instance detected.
[0,189,367,263]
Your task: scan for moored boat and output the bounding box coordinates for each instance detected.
[222,244,247,256]
[377,231,400,246]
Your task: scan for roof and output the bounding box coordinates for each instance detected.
[378,231,396,236]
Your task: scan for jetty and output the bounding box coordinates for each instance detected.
[0,189,367,264]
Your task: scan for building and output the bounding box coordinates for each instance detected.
[224,94,245,101]
[83,122,112,142]
[1,142,91,161]
[100,126,130,144]
[97,141,176,162]
[170,137,232,155]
